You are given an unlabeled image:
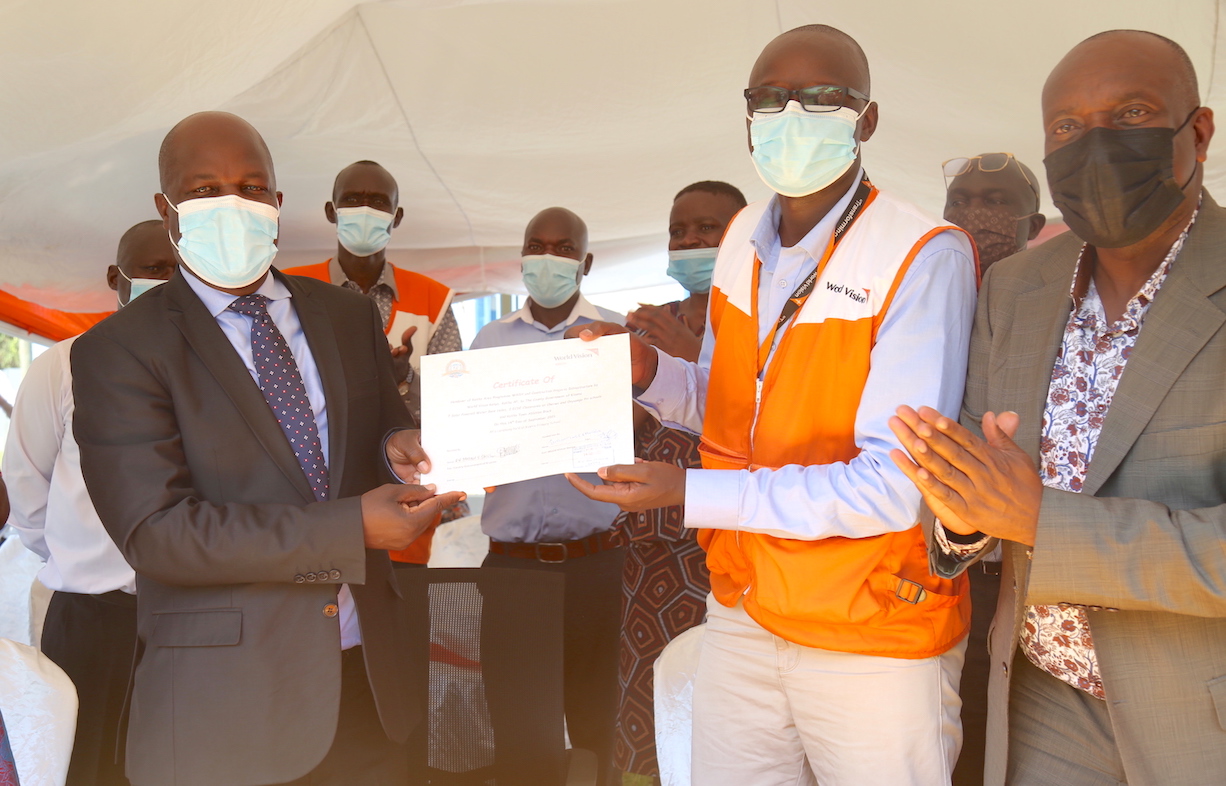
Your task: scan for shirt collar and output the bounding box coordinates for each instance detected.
[505,293,604,333]
[181,265,292,318]
[327,257,399,299]
[1068,199,1200,334]
[749,167,865,262]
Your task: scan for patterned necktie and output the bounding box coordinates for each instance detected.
[227,294,329,502]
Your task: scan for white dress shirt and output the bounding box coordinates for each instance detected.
[181,267,359,649]
[4,336,137,594]
[637,176,977,541]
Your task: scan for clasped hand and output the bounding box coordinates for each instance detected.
[887,405,1042,546]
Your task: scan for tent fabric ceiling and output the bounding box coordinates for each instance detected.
[2,0,1222,311]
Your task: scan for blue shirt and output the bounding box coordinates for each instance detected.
[637,176,977,541]
[470,294,626,543]
[181,266,360,649]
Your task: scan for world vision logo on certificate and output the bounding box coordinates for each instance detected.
[443,359,468,378]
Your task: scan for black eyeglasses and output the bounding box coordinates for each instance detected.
[744,85,870,114]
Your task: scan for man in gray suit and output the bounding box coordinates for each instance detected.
[72,111,462,786]
[889,30,1226,786]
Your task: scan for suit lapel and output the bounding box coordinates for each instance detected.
[165,273,316,504]
[1083,198,1226,495]
[998,252,1077,460]
[281,272,350,498]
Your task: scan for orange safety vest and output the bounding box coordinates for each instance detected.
[282,259,455,565]
[699,188,973,659]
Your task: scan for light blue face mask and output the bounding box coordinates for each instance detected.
[521,254,582,308]
[164,193,280,289]
[117,267,169,307]
[335,205,394,256]
[749,101,864,198]
[666,247,719,294]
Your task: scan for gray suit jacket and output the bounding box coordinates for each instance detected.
[928,192,1226,786]
[72,270,418,786]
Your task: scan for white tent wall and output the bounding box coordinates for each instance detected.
[1,0,1222,311]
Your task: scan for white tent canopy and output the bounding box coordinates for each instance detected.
[3,0,1224,312]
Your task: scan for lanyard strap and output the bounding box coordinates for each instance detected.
[755,175,875,370]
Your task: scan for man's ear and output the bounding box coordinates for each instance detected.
[393,206,404,229]
[581,253,593,277]
[857,101,879,143]
[1027,213,1047,241]
[276,192,284,208]
[325,201,336,224]
[106,265,120,292]
[154,193,171,230]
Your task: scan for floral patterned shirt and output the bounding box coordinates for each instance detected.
[1022,209,1196,699]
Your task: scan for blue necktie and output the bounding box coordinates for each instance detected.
[227,294,329,502]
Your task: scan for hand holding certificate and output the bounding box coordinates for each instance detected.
[420,333,635,494]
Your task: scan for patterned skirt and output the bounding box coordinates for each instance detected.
[612,421,710,777]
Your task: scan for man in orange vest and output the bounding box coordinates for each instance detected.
[283,160,463,567]
[567,24,977,785]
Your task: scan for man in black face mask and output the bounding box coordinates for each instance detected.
[943,153,1046,272]
[888,30,1226,786]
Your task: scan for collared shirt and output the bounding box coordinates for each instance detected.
[1021,210,1195,699]
[327,258,462,355]
[330,257,397,329]
[470,294,626,543]
[637,174,977,540]
[3,336,136,595]
[181,267,359,649]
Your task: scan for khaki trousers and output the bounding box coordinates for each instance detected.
[691,596,965,786]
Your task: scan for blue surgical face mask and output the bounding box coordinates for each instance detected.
[749,101,864,198]
[164,193,279,289]
[521,254,582,308]
[117,267,169,308]
[666,247,719,294]
[335,205,394,256]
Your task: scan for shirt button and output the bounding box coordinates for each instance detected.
[294,574,306,584]
[305,573,317,582]
[778,279,788,289]
[323,604,339,618]
[329,570,341,580]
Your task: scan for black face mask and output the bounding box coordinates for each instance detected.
[1044,113,1195,248]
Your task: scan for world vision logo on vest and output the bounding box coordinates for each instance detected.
[825,281,870,304]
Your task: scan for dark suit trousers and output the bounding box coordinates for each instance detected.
[273,646,412,786]
[41,590,138,786]
[953,565,1001,786]
[483,547,625,786]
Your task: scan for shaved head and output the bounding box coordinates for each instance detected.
[751,24,871,96]
[1077,30,1199,113]
[116,219,168,264]
[523,207,589,260]
[333,160,398,205]
[157,112,275,193]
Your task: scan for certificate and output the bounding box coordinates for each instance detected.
[420,333,635,493]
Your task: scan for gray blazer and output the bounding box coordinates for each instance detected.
[72,270,419,786]
[928,192,1226,786]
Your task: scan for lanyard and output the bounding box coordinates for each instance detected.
[753,175,876,371]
